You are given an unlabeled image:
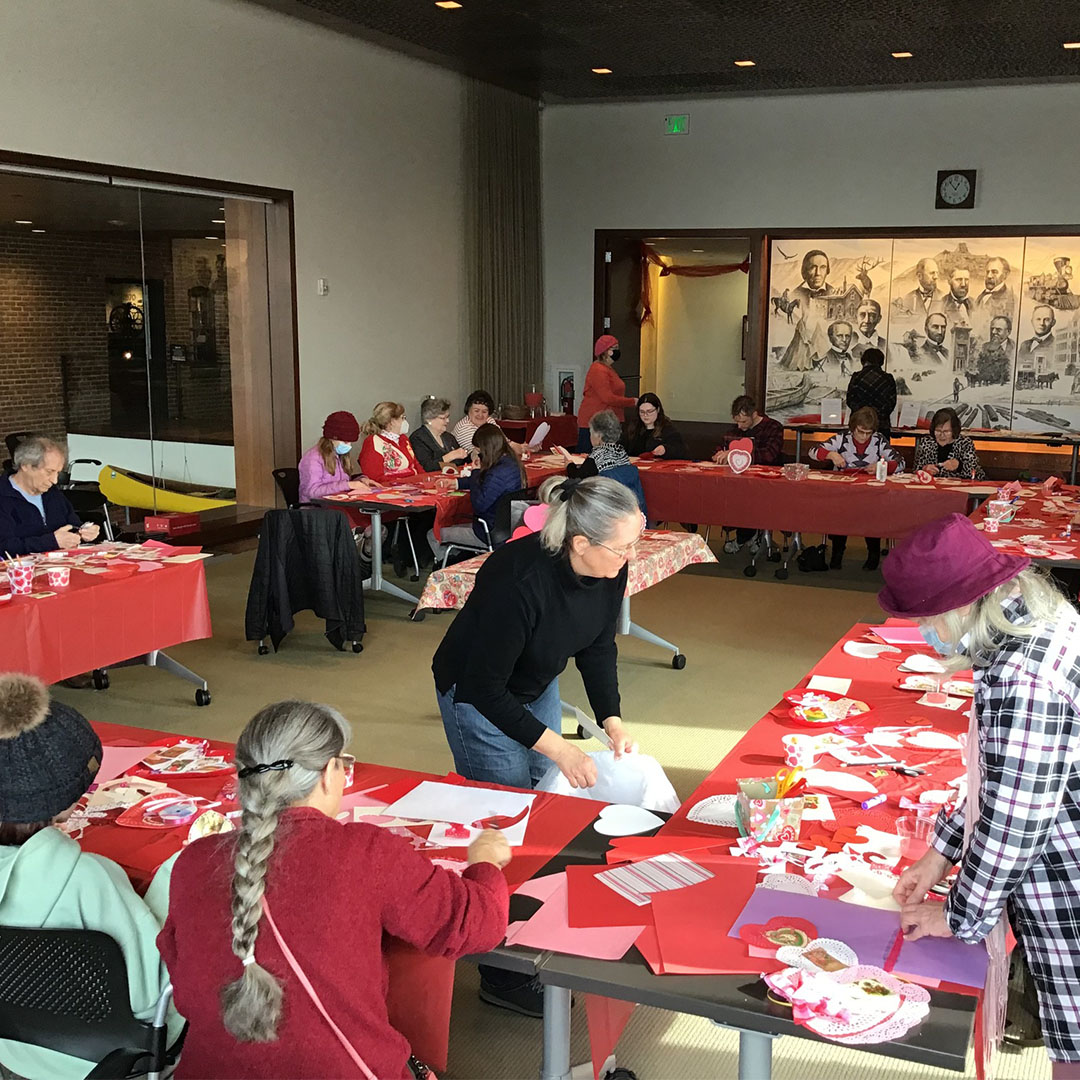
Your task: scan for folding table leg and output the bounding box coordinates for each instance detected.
[616,596,684,667]
[737,1029,776,1080]
[541,985,573,1080]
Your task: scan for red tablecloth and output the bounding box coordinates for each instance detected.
[0,561,211,684]
[637,461,975,535]
[968,482,1080,566]
[498,413,578,449]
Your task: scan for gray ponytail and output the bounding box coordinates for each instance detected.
[538,475,641,555]
[220,700,350,1042]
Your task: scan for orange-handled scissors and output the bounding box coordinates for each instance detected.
[774,767,805,799]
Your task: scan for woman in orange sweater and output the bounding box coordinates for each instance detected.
[576,335,637,451]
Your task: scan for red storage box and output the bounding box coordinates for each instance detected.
[144,512,201,536]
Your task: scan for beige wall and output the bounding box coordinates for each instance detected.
[653,272,748,422]
[0,0,469,447]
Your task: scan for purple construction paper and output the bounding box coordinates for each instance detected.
[729,888,987,988]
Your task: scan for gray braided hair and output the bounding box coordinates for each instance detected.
[220,700,350,1042]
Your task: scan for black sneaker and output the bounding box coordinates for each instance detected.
[478,974,544,1018]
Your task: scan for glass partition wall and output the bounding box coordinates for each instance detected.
[0,161,296,517]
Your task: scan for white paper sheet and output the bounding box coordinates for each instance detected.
[383,780,535,828]
[428,813,530,848]
[527,422,550,448]
[807,675,852,695]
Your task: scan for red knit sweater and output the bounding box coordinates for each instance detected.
[578,361,637,428]
[159,808,508,1079]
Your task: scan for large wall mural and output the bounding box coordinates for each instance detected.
[765,236,1080,433]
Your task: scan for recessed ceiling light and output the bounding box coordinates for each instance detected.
[692,249,705,253]
[14,219,31,225]
[1065,41,1080,49]
[592,67,612,74]
[891,50,913,58]
[212,219,225,224]
[734,59,755,67]
[205,235,219,240]
[31,229,45,233]
[435,1,462,8]
[107,219,126,226]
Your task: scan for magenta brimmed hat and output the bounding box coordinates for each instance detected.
[878,513,1029,618]
[594,334,619,357]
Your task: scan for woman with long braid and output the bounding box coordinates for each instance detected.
[159,701,510,1078]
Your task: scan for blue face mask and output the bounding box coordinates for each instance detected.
[919,622,954,657]
[334,442,352,455]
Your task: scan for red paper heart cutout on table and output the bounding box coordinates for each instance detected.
[739,917,818,954]
[727,438,754,475]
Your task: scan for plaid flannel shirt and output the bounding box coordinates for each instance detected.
[931,601,1080,1056]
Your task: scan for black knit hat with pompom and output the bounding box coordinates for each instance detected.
[0,674,101,825]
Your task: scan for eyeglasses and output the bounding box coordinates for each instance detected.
[593,519,647,560]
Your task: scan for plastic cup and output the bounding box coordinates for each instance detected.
[896,815,934,860]
[6,560,34,595]
[781,734,819,769]
[46,565,71,588]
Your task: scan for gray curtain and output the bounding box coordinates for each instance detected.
[465,80,543,409]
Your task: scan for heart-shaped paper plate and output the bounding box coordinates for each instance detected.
[897,653,946,674]
[593,803,664,837]
[728,447,753,474]
[784,689,871,726]
[843,640,901,659]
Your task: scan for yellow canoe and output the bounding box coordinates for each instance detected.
[98,465,235,513]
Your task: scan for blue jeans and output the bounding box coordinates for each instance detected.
[437,679,562,790]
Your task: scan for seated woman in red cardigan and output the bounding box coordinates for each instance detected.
[359,401,433,573]
[159,700,510,1080]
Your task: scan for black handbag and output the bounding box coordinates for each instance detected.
[797,542,829,573]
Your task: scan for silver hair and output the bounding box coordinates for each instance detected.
[537,475,640,555]
[920,568,1070,671]
[220,700,350,1042]
[12,435,64,470]
[588,409,623,445]
[421,397,452,422]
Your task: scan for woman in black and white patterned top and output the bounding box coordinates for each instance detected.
[913,407,986,480]
[809,406,904,571]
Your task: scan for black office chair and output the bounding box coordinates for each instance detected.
[0,926,182,1080]
[272,467,303,509]
[2,431,33,475]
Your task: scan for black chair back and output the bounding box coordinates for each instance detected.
[3,432,32,460]
[0,926,161,1074]
[490,486,537,547]
[272,467,302,508]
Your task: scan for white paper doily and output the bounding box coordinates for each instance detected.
[686,793,738,828]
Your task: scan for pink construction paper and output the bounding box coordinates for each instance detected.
[514,873,565,903]
[869,625,928,646]
[96,745,163,782]
[136,561,163,572]
[504,872,645,960]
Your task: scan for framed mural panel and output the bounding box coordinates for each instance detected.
[765,232,1078,434]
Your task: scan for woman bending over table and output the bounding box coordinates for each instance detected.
[427,422,526,563]
[0,675,178,1080]
[914,407,986,480]
[809,405,903,571]
[160,700,510,1080]
[410,396,470,473]
[622,393,688,460]
[297,410,374,504]
[360,401,434,574]
[557,409,647,515]
[432,475,641,1017]
[886,514,1080,1080]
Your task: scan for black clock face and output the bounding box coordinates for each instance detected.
[936,170,976,209]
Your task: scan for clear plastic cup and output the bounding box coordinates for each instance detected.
[896,814,934,860]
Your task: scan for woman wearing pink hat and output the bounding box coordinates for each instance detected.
[884,513,1080,1078]
[576,336,637,451]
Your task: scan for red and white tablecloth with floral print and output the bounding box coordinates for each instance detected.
[416,529,717,612]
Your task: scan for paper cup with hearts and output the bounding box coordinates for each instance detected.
[782,734,819,769]
[727,437,754,475]
[46,565,71,588]
[6,558,34,595]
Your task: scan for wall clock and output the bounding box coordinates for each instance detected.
[936,170,977,210]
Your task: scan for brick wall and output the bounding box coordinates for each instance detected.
[0,231,232,457]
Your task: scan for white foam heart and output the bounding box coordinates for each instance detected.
[593,803,664,837]
[728,448,752,474]
[897,653,946,674]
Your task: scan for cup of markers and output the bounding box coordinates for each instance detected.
[5,558,34,595]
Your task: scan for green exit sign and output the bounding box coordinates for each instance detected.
[664,113,690,135]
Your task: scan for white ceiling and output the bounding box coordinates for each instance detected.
[644,236,751,266]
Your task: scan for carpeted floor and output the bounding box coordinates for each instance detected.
[51,539,1051,1080]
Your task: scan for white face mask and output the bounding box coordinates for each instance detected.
[334,442,352,455]
[399,419,410,435]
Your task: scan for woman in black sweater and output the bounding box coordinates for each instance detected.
[622,393,688,459]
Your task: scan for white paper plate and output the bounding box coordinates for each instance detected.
[897,653,946,674]
[843,640,901,659]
